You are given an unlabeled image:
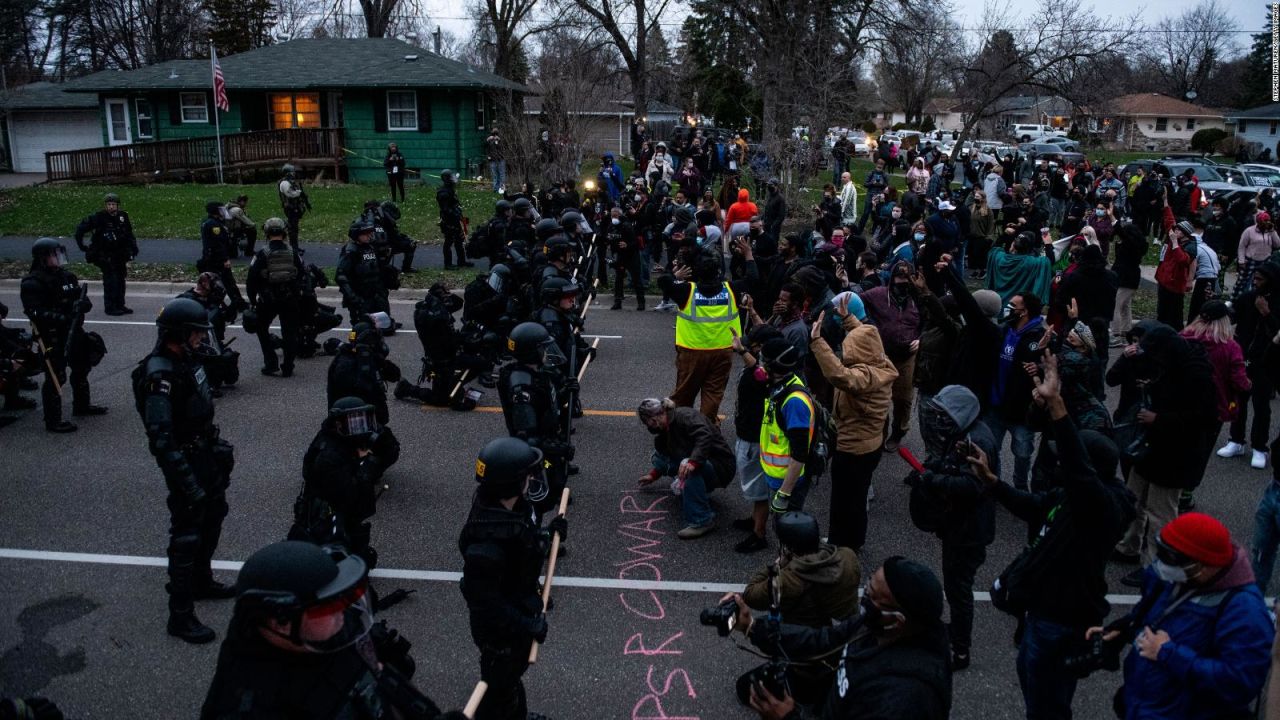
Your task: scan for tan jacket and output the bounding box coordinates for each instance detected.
[810,315,898,454]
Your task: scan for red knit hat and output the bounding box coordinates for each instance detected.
[1159,512,1233,566]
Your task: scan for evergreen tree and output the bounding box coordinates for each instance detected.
[677,0,760,130]
[1239,11,1274,108]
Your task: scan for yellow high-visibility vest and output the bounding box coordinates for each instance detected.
[759,376,815,479]
[674,281,738,350]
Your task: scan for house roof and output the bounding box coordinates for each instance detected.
[522,96,681,117]
[1227,102,1280,121]
[987,95,1068,113]
[66,38,527,94]
[1106,93,1222,118]
[0,81,99,111]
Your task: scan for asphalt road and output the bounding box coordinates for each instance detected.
[0,288,1271,719]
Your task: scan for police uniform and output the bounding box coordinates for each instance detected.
[199,212,246,307]
[132,299,235,642]
[326,328,401,467]
[497,361,572,517]
[20,249,103,430]
[176,286,240,392]
[246,239,305,376]
[75,206,137,314]
[278,172,307,250]
[336,239,390,318]
[437,174,470,268]
[291,420,384,568]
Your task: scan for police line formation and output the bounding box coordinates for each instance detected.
[2,155,1279,720]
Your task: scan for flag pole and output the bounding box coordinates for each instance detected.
[211,43,225,184]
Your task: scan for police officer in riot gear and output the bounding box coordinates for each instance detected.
[498,323,577,516]
[536,277,590,373]
[508,197,536,251]
[247,217,305,377]
[201,541,462,719]
[483,200,513,266]
[278,163,309,250]
[377,200,418,273]
[327,321,401,469]
[458,438,566,720]
[337,219,392,319]
[199,200,246,309]
[21,237,106,432]
[395,284,477,410]
[437,169,473,269]
[290,398,388,569]
[178,272,241,396]
[133,298,236,643]
[75,192,138,315]
[534,237,574,303]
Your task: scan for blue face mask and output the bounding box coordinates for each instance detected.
[1095,209,1105,217]
[913,232,926,242]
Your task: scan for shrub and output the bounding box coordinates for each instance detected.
[862,120,879,135]
[1190,128,1228,153]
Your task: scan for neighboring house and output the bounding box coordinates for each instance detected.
[53,37,525,182]
[1226,103,1280,161]
[872,97,964,131]
[0,82,101,173]
[1100,93,1226,152]
[523,96,682,156]
[974,95,1073,138]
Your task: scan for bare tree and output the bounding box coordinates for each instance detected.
[1143,0,1240,102]
[273,0,322,40]
[873,5,960,126]
[480,0,546,83]
[556,0,673,120]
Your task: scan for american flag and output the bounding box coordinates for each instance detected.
[211,45,229,112]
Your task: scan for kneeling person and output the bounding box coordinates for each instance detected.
[637,397,736,539]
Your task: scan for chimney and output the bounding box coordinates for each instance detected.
[434,26,441,54]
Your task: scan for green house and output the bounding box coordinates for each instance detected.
[59,38,526,183]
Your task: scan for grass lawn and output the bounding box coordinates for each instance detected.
[0,180,499,244]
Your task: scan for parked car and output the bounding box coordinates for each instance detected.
[1240,163,1280,176]
[1199,181,1270,204]
[1010,123,1056,142]
[1039,136,1080,152]
[1019,143,1084,165]
[1220,166,1280,188]
[1118,159,1225,182]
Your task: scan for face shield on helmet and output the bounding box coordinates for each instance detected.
[538,337,567,369]
[253,553,375,655]
[524,458,550,503]
[333,404,379,439]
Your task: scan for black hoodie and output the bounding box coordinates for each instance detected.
[1132,324,1218,489]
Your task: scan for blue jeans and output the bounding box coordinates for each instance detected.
[489,160,506,192]
[984,410,1035,489]
[652,451,715,527]
[855,196,877,233]
[1252,481,1280,593]
[1017,614,1081,720]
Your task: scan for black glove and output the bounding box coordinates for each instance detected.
[479,648,517,685]
[904,470,923,488]
[562,377,580,395]
[542,440,575,462]
[548,514,568,543]
[73,298,92,315]
[523,612,549,643]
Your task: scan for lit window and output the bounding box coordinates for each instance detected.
[136,99,153,138]
[387,91,417,131]
[1155,117,1167,132]
[270,93,320,129]
[180,92,208,123]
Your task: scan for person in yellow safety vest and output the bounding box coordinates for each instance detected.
[660,250,757,421]
[758,338,816,515]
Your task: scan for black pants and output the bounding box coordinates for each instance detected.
[255,299,301,372]
[390,234,417,272]
[829,448,882,552]
[442,223,468,267]
[941,541,986,654]
[388,174,406,202]
[477,640,533,720]
[235,226,258,257]
[1187,278,1215,321]
[1231,362,1275,449]
[41,342,91,424]
[613,253,644,306]
[285,208,303,251]
[166,484,229,614]
[1155,286,1184,331]
[97,257,129,311]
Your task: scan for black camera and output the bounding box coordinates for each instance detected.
[735,659,791,706]
[699,600,738,637]
[1062,633,1124,679]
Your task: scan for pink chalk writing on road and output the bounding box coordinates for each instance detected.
[616,489,700,720]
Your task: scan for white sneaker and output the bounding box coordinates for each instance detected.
[1218,441,1247,458]
[1253,450,1269,469]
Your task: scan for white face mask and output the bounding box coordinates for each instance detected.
[634,194,642,202]
[1153,559,1190,584]
[611,217,620,225]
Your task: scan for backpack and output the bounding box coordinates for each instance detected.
[263,247,298,284]
[779,383,837,479]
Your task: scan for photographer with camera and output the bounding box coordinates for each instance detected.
[718,556,951,720]
[965,350,1135,719]
[1088,512,1272,720]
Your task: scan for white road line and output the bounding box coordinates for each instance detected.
[0,547,1150,603]
[8,318,623,340]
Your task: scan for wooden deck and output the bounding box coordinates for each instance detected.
[45,128,345,183]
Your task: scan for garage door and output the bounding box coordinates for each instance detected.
[8,110,102,173]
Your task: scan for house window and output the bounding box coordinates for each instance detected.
[180,92,208,123]
[136,99,153,139]
[1155,117,1167,132]
[1272,121,1278,136]
[387,91,417,131]
[475,96,486,130]
[270,92,320,129]
[1186,118,1196,131]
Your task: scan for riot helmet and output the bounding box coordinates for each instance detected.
[263,217,288,237]
[775,511,821,555]
[380,201,401,221]
[103,192,121,205]
[507,321,565,367]
[513,197,532,215]
[234,541,373,654]
[475,437,546,502]
[495,199,513,215]
[348,218,375,243]
[157,297,213,346]
[543,238,572,264]
[539,276,579,306]
[535,217,561,241]
[31,237,68,268]
[559,211,585,235]
[281,163,296,176]
[206,200,224,217]
[488,264,512,293]
[328,396,378,439]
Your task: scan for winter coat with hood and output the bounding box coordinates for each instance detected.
[724,188,758,228]
[1238,223,1280,263]
[995,418,1135,628]
[914,287,961,396]
[862,260,922,361]
[940,270,1003,409]
[1120,550,1273,720]
[1232,260,1280,361]
[1180,330,1250,423]
[1056,244,1118,326]
[1132,324,1218,490]
[742,542,861,627]
[809,314,899,454]
[917,385,997,547]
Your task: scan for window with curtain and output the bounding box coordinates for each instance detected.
[387,91,417,131]
[136,99,153,138]
[180,92,208,123]
[270,93,321,129]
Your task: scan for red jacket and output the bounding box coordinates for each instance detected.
[1180,333,1251,422]
[724,189,758,227]
[1155,241,1191,293]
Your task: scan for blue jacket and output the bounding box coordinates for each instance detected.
[598,158,624,202]
[1121,551,1273,720]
